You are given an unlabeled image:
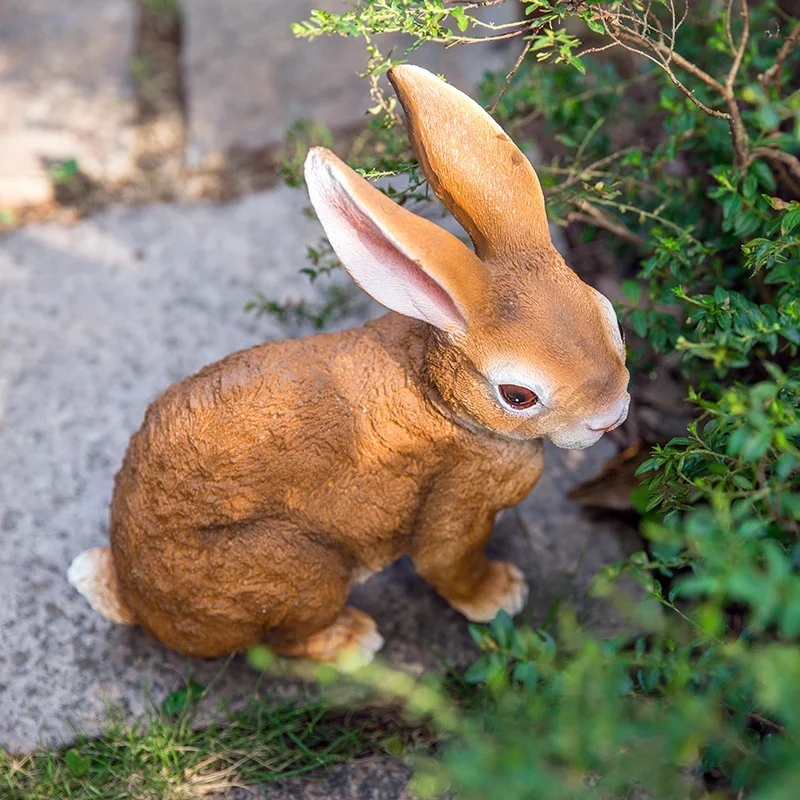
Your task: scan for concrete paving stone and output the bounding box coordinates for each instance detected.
[181,0,521,166]
[0,184,635,753]
[212,756,415,800]
[0,0,138,208]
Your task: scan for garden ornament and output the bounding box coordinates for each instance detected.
[68,65,630,665]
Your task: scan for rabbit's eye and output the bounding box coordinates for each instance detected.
[499,384,539,409]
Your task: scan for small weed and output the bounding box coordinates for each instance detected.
[46,159,79,187]
[140,0,179,24]
[280,120,335,188]
[245,283,360,331]
[0,209,16,230]
[0,691,400,800]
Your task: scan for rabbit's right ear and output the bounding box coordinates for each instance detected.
[304,147,487,334]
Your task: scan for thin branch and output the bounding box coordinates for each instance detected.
[576,41,618,59]
[617,32,732,120]
[568,116,605,184]
[569,199,647,248]
[675,0,690,37]
[725,0,750,93]
[648,39,727,96]
[775,161,800,198]
[760,19,800,92]
[490,39,532,113]
[450,0,507,8]
[724,0,735,52]
[748,147,800,184]
[544,148,637,195]
[463,17,531,32]
[595,5,752,166]
[592,8,732,121]
[447,27,528,45]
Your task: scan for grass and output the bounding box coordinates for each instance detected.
[0,686,410,800]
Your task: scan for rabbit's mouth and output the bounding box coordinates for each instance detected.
[588,411,626,434]
[548,428,606,451]
[549,395,630,450]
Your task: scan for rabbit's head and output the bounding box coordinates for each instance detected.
[305,65,630,450]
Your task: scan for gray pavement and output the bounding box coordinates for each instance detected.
[0,0,137,207]
[182,0,520,167]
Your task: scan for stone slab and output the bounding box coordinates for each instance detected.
[181,0,521,166]
[0,0,138,208]
[213,756,415,800]
[0,186,633,752]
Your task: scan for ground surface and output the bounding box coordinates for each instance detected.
[0,1,638,796]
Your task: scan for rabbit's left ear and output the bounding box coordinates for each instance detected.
[304,147,488,334]
[388,65,551,262]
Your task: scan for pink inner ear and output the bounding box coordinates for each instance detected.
[332,189,467,331]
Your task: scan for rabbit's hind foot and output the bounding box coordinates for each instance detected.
[449,561,529,623]
[67,546,138,625]
[273,607,384,670]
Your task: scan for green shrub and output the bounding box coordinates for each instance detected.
[294,2,800,796]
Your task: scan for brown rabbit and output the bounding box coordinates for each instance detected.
[68,65,630,665]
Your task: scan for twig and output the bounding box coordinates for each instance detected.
[451,0,507,8]
[759,20,800,92]
[490,39,532,113]
[725,0,750,93]
[748,147,800,184]
[569,199,647,248]
[616,30,732,121]
[593,3,753,167]
[724,0,735,52]
[545,148,636,195]
[447,27,529,45]
[568,117,606,184]
[775,161,800,198]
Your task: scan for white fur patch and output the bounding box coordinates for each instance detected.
[590,287,625,356]
[68,547,136,625]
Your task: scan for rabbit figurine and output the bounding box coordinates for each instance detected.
[68,64,630,664]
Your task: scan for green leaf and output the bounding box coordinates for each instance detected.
[775,453,796,479]
[630,310,649,338]
[567,55,586,75]
[468,623,489,646]
[464,658,489,685]
[490,609,514,650]
[782,209,800,235]
[450,6,468,32]
[64,748,92,777]
[161,681,205,716]
[741,429,772,461]
[750,159,777,192]
[512,661,539,691]
[585,16,604,34]
[622,280,642,304]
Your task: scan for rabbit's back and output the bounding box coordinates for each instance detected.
[110,314,533,582]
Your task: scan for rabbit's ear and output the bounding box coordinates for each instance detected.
[304,147,487,334]
[388,64,550,262]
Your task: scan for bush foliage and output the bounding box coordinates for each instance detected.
[293,2,800,797]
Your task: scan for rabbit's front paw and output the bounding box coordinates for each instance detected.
[449,562,529,623]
